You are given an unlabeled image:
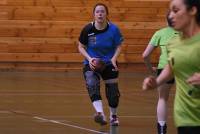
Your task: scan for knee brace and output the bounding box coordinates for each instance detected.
[105,83,120,108]
[84,71,101,102]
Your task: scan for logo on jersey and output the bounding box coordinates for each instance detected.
[88,33,96,45]
[88,33,95,36]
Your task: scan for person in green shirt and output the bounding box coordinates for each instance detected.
[142,0,200,134]
[142,13,178,134]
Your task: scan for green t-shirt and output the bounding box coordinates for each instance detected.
[167,33,200,127]
[149,27,179,69]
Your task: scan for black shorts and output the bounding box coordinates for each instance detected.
[157,69,175,84]
[178,126,200,134]
[83,63,119,80]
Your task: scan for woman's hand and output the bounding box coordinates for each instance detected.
[187,73,200,86]
[88,58,96,71]
[142,76,157,90]
[111,58,118,71]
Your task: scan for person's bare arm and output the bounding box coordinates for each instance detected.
[143,64,173,90]
[111,45,122,70]
[187,73,200,86]
[78,42,95,70]
[142,44,157,75]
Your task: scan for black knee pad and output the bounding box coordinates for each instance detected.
[105,83,120,108]
[84,71,101,102]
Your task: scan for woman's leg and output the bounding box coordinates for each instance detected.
[83,65,107,125]
[102,64,120,126]
[157,83,172,134]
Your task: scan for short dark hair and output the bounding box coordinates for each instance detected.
[93,3,109,15]
[183,0,200,25]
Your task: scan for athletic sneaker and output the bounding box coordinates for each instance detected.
[94,112,107,125]
[110,115,119,126]
[157,123,167,134]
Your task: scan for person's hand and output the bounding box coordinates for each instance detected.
[150,67,157,76]
[186,73,200,86]
[88,58,96,71]
[142,76,157,90]
[152,67,157,73]
[111,58,118,71]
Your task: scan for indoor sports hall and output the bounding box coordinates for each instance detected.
[0,0,177,134]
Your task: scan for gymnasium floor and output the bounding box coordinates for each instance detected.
[0,71,177,134]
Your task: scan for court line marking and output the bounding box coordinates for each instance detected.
[0,110,12,114]
[33,116,108,134]
[0,93,175,97]
[9,110,108,134]
[43,115,155,118]
[0,93,88,96]
[0,110,172,119]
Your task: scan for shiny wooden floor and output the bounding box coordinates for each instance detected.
[0,71,177,134]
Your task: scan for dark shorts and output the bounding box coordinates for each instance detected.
[83,63,119,80]
[178,126,200,134]
[157,69,175,84]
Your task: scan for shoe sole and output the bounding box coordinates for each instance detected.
[94,115,107,125]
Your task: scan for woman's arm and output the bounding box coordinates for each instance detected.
[142,44,156,75]
[78,42,91,61]
[111,45,122,70]
[78,42,95,70]
[143,64,174,90]
[187,73,200,86]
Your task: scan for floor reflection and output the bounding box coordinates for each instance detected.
[110,126,119,134]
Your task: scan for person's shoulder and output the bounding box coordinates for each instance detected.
[157,27,170,33]
[109,22,117,26]
[108,22,120,29]
[154,27,176,36]
[152,27,164,36]
[161,26,178,33]
[108,22,122,34]
[82,22,93,31]
[152,28,165,37]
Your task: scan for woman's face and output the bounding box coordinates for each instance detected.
[169,0,193,31]
[93,5,107,23]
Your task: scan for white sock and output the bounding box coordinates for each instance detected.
[158,121,166,126]
[110,107,117,117]
[92,100,104,113]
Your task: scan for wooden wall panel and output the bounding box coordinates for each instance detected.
[0,0,169,71]
[0,7,167,21]
[0,53,159,63]
[0,43,78,53]
[1,0,169,7]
